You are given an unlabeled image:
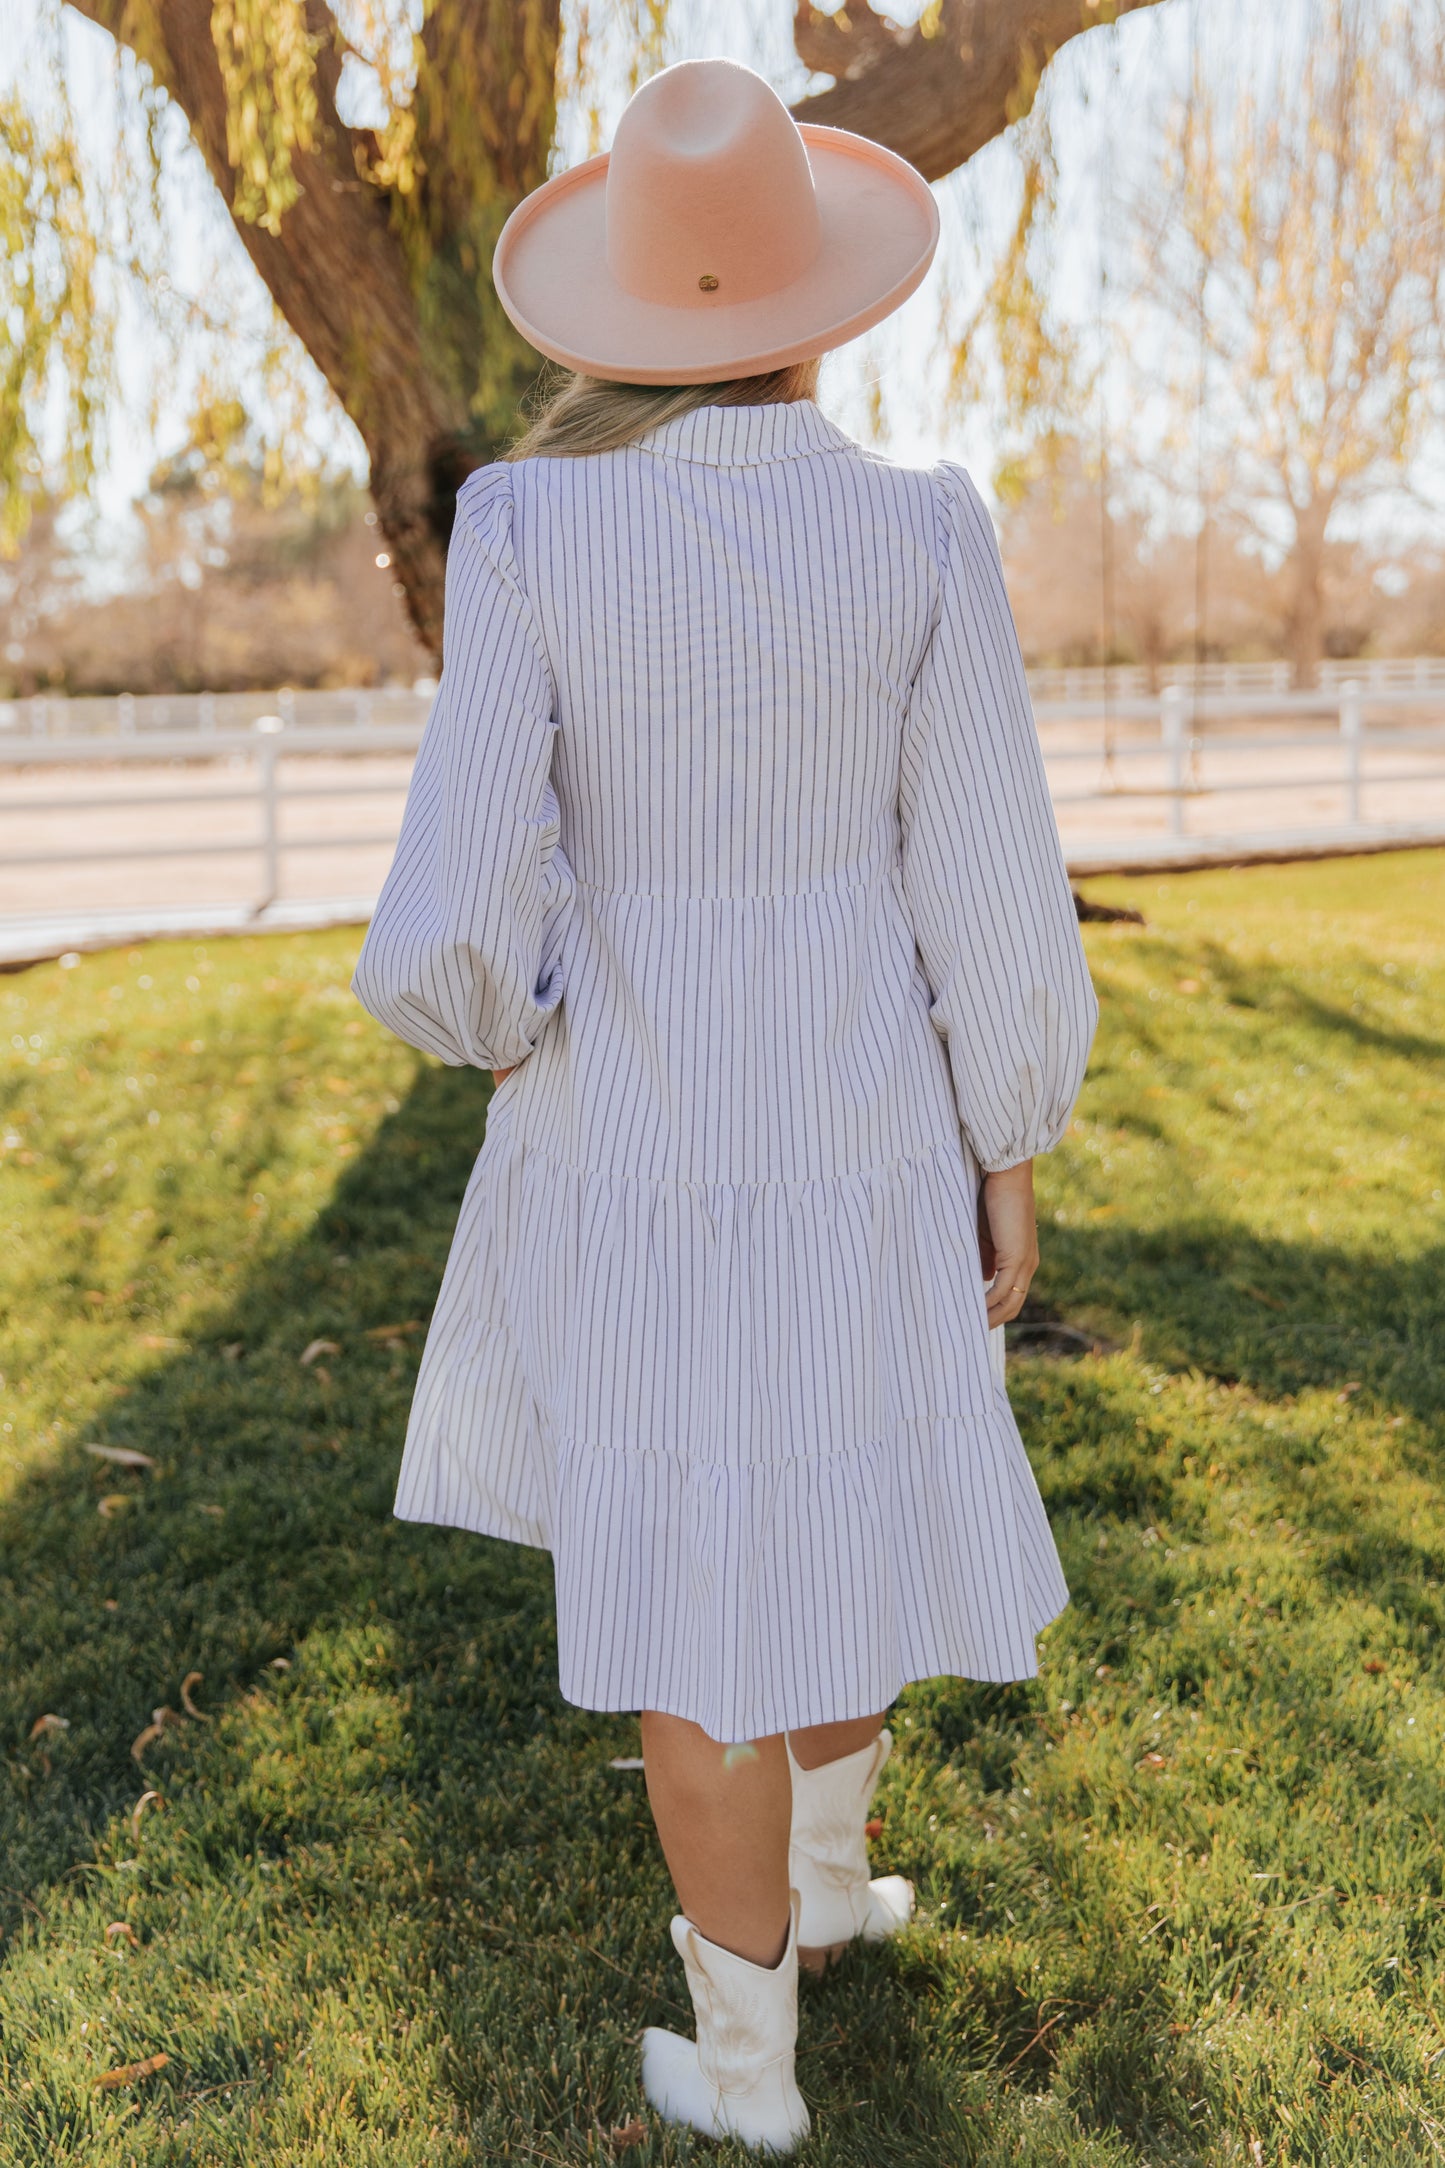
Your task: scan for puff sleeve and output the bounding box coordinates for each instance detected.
[898,461,1098,1172]
[351,464,577,1070]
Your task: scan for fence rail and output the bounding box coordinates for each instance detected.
[1,685,1443,948]
[0,685,436,741]
[5,655,1445,743]
[1027,654,1445,706]
[0,724,423,915]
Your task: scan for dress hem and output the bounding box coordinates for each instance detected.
[389,1491,1071,1743]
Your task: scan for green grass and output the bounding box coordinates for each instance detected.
[1,849,1442,2166]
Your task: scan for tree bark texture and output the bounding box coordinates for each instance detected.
[1284,494,1334,690]
[790,0,1165,181]
[64,0,1167,655]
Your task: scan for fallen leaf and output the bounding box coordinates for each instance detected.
[608,1756,645,1772]
[102,1598,119,1612]
[364,1320,424,1341]
[220,1342,244,1361]
[300,1338,340,1367]
[864,1817,884,1841]
[93,2051,168,2091]
[1139,1752,1167,1772]
[196,1503,224,1518]
[138,1334,182,1351]
[85,1444,156,1470]
[105,1921,138,1948]
[29,1714,70,1740]
[130,1707,182,1763]
[179,1672,209,1722]
[1238,1284,1285,1312]
[311,1364,332,1385]
[267,1656,292,1671]
[1363,1657,1387,1675]
[1176,978,1201,994]
[98,1494,131,1518]
[132,1790,163,1833]
[1337,1381,1362,1401]
[608,2121,648,2152]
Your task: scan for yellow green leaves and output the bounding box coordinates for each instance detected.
[209,0,320,236]
[0,92,105,555]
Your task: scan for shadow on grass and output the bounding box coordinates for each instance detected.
[2,1058,1441,2161]
[1043,1217,1443,1423]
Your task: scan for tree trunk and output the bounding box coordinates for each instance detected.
[64,0,1170,656]
[1283,495,1332,690]
[63,0,558,657]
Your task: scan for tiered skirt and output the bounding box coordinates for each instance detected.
[393,1082,1070,1743]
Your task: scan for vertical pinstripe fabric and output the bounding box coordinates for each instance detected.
[351,398,1098,1742]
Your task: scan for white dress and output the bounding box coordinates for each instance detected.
[351,398,1098,1742]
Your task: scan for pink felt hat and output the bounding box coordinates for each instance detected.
[492,58,940,385]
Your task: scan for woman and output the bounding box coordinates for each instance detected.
[352,55,1097,2156]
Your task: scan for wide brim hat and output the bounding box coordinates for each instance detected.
[492,58,940,385]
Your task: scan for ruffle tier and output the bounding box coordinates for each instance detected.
[393,1086,1069,1740]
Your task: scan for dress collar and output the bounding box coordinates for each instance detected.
[634,399,862,467]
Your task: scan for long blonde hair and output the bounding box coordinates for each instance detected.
[504,356,823,460]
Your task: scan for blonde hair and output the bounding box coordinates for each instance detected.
[504,356,823,460]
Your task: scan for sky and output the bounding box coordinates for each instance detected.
[5,0,1441,583]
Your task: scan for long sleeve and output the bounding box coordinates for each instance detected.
[897,461,1097,1172]
[351,464,577,1071]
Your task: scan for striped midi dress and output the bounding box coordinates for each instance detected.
[351,398,1098,1742]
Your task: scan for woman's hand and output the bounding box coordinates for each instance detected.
[977,1160,1039,1328]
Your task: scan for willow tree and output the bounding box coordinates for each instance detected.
[5,0,1169,656]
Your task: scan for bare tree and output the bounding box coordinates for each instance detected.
[4,0,1171,655]
[996,442,1287,677]
[1135,0,1445,686]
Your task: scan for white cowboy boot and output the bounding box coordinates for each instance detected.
[641,1892,810,2154]
[786,1727,915,1973]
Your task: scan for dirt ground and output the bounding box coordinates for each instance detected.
[2,712,1442,937]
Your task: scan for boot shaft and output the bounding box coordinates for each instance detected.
[785,1726,892,1883]
[670,1896,801,2099]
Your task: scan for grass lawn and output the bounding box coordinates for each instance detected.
[1,848,1442,2166]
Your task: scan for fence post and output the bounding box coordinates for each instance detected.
[199,691,216,734]
[254,714,284,913]
[29,695,48,739]
[1161,684,1188,836]
[118,692,135,736]
[1339,678,1363,826]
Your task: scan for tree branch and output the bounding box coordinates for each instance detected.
[790,0,1172,182]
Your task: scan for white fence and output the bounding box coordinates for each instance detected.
[5,658,1445,742]
[0,683,435,742]
[0,722,422,916]
[1031,682,1445,841]
[1027,654,1445,707]
[1,676,1443,959]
